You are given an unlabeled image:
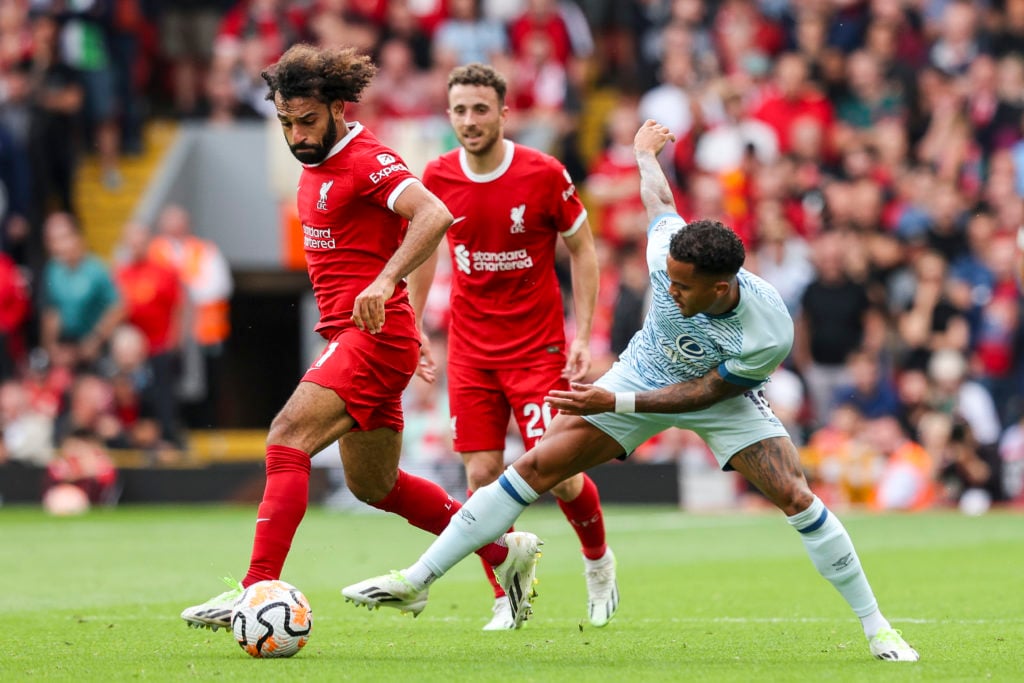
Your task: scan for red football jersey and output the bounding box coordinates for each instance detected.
[297,122,420,340]
[422,140,587,368]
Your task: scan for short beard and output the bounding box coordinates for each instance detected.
[289,115,339,164]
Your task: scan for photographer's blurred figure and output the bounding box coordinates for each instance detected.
[42,428,118,514]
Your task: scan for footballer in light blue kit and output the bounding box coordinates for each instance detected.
[342,120,920,663]
[585,211,793,465]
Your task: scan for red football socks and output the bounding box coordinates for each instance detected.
[557,473,608,560]
[243,445,311,587]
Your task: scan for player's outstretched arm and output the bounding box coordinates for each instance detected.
[634,120,677,223]
[546,367,750,416]
[352,183,452,334]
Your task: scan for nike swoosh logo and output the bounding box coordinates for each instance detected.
[451,216,466,225]
[256,518,271,523]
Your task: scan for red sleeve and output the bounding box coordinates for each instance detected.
[353,144,419,211]
[546,157,586,234]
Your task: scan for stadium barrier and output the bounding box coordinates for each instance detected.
[0,461,684,506]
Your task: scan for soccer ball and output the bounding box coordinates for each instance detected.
[231,580,312,658]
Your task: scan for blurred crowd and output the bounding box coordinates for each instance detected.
[0,0,1023,513]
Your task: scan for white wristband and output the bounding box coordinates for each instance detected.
[1017,226,1024,250]
[614,392,636,413]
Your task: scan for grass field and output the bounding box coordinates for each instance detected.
[1,503,1022,682]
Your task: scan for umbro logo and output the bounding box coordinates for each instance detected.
[831,553,854,571]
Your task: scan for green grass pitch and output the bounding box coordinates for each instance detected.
[1,503,1021,681]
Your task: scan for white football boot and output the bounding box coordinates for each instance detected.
[869,627,920,661]
[482,596,516,630]
[342,570,429,617]
[492,531,543,629]
[584,548,619,627]
[180,577,244,631]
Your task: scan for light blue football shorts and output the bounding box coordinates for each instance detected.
[583,360,791,470]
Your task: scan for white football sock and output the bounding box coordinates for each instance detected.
[405,467,539,589]
[787,496,881,627]
[859,608,892,639]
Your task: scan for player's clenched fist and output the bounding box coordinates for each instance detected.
[633,119,675,156]
[351,277,395,334]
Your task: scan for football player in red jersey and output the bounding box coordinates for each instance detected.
[181,46,540,632]
[410,63,618,629]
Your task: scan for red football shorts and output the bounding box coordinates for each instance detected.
[302,326,419,432]
[447,361,567,453]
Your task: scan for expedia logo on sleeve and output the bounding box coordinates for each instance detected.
[675,335,706,360]
[376,153,396,165]
[369,162,408,184]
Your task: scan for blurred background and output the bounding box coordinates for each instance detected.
[0,0,1022,517]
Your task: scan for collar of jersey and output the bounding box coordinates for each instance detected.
[458,139,515,183]
[302,121,364,168]
[704,273,746,319]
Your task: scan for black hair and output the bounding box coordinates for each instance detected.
[262,44,377,104]
[668,219,745,277]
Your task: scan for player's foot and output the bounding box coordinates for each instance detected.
[341,570,429,617]
[482,596,516,630]
[584,548,619,627]
[180,577,244,631]
[492,531,542,628]
[869,627,920,661]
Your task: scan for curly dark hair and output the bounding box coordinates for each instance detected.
[668,219,745,277]
[447,62,507,106]
[262,44,377,104]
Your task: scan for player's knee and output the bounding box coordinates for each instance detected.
[551,472,584,501]
[465,459,504,491]
[780,485,815,517]
[510,455,559,495]
[266,410,301,447]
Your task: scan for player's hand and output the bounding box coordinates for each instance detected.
[352,276,396,334]
[545,382,615,416]
[415,330,437,383]
[634,119,675,157]
[562,339,591,382]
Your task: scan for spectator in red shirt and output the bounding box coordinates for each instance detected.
[114,221,185,448]
[215,0,306,65]
[509,0,574,67]
[0,251,29,380]
[585,100,647,247]
[753,52,834,154]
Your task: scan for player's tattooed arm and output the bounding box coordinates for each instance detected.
[634,368,750,413]
[546,367,750,415]
[634,120,677,223]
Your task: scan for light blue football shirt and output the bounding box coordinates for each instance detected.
[618,213,794,389]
